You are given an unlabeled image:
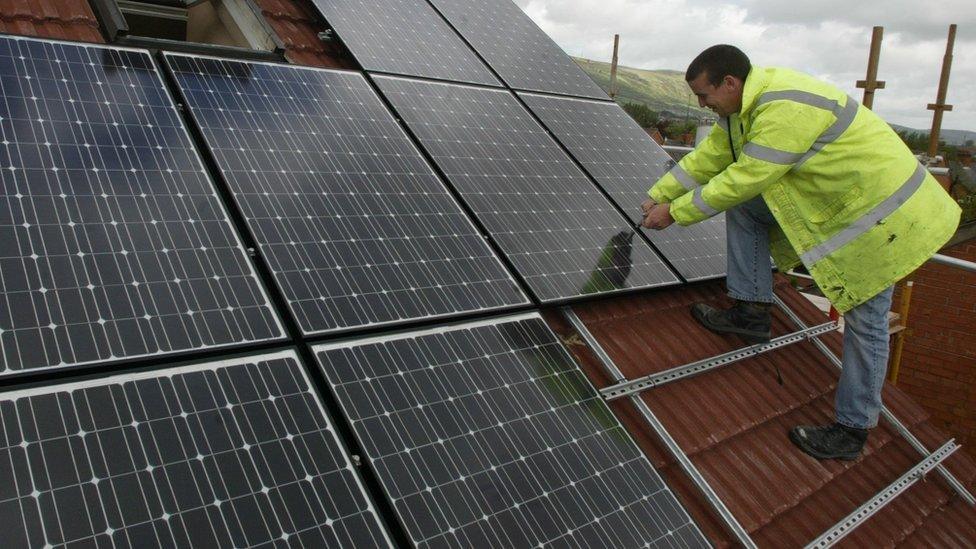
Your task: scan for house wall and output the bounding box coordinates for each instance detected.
[893,228,976,455]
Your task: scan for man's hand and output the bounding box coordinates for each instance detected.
[640,198,657,215]
[641,203,675,230]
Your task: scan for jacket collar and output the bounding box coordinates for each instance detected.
[737,65,770,118]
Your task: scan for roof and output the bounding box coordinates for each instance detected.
[0,0,103,43]
[253,0,355,69]
[2,0,975,544]
[545,277,976,547]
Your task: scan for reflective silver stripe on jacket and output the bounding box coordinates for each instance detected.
[670,164,699,191]
[742,142,806,165]
[717,118,730,132]
[692,186,719,217]
[800,163,927,266]
[756,90,838,111]
[749,91,860,168]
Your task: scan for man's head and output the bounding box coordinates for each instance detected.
[685,45,751,118]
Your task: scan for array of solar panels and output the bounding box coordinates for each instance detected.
[307,0,726,286]
[164,54,528,334]
[0,0,725,542]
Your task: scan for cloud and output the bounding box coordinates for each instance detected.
[512,0,975,130]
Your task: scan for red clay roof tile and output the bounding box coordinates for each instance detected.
[550,277,976,547]
[0,0,102,43]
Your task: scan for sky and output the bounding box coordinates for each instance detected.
[513,0,975,135]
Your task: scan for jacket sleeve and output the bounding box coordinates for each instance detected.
[648,120,734,204]
[670,99,832,225]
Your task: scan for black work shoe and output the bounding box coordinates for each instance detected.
[690,300,772,343]
[789,423,868,461]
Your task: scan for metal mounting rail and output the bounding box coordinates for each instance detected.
[805,439,959,548]
[561,307,758,549]
[772,295,976,506]
[601,321,838,400]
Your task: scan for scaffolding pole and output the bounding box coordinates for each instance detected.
[856,26,885,109]
[927,24,956,158]
[608,34,620,99]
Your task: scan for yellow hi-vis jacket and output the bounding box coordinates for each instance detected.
[649,66,961,312]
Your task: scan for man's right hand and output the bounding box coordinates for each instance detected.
[641,198,657,215]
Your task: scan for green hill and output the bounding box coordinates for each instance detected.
[573,56,710,118]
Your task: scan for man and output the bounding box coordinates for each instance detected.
[641,45,960,460]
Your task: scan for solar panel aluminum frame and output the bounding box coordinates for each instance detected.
[312,311,707,548]
[0,35,286,377]
[0,347,396,548]
[160,52,531,337]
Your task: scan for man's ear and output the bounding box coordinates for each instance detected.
[723,74,741,90]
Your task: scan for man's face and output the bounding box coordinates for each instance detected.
[688,72,744,118]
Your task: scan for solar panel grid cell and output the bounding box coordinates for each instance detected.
[0,36,283,374]
[372,75,679,302]
[310,0,500,86]
[518,92,728,281]
[0,350,392,548]
[427,0,608,100]
[165,54,528,335]
[314,314,707,548]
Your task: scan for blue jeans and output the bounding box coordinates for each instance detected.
[726,197,894,429]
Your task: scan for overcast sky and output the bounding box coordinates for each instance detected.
[513,0,975,134]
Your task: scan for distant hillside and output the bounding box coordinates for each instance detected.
[573,56,711,118]
[889,124,975,147]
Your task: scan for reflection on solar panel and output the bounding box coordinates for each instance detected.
[165,55,528,335]
[0,36,283,374]
[428,0,607,99]
[314,313,707,548]
[309,0,499,86]
[519,93,727,281]
[373,75,678,302]
[0,350,391,548]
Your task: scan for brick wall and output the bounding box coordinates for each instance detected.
[892,232,976,455]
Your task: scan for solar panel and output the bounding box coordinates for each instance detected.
[372,75,679,302]
[309,0,500,86]
[0,349,392,548]
[427,0,608,99]
[313,313,707,548]
[164,55,529,335]
[0,36,283,375]
[518,92,727,281]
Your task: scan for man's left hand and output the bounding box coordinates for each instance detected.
[642,203,675,230]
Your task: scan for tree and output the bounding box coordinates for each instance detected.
[621,102,658,128]
[896,130,928,152]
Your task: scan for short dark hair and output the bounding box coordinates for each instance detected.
[685,45,751,86]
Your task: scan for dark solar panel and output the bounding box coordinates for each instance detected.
[164,54,528,335]
[428,0,608,99]
[0,36,283,374]
[372,75,679,302]
[518,92,727,281]
[309,0,499,86]
[0,350,392,548]
[314,313,707,548]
